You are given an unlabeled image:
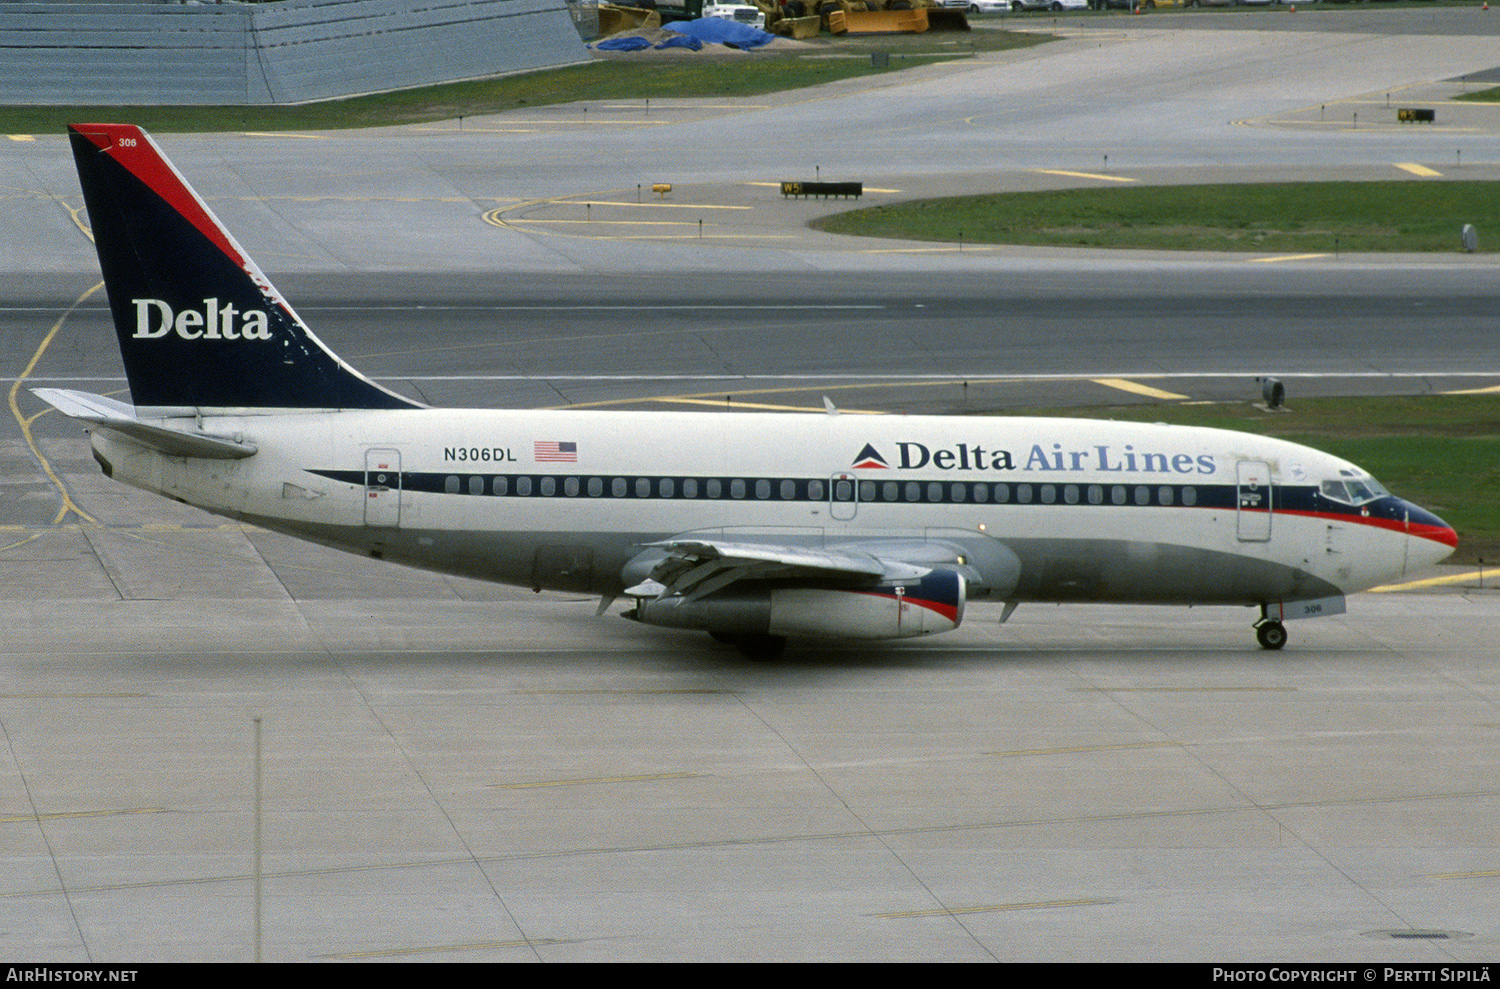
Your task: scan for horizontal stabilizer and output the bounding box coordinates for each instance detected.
[33,388,258,460]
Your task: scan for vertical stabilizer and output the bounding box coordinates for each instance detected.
[68,124,420,413]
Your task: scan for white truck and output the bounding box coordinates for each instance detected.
[701,1,766,28]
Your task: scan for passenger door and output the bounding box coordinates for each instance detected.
[829,471,858,521]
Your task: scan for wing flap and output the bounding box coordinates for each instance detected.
[33,388,258,460]
[634,538,927,601]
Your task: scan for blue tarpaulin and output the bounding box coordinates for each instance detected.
[655,34,704,51]
[593,35,653,51]
[662,18,775,49]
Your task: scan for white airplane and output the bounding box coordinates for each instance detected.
[38,124,1457,657]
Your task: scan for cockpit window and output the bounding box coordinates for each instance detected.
[1322,473,1389,506]
[1321,480,1349,502]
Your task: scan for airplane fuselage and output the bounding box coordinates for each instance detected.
[89,408,1454,609]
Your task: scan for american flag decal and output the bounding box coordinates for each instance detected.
[534,441,577,462]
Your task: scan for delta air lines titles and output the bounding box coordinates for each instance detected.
[852,441,1219,476]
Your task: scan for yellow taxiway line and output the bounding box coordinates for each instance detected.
[1369,570,1488,593]
[1092,378,1189,400]
[1036,169,1135,184]
[1250,254,1329,264]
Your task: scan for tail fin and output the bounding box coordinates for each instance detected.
[68,124,420,414]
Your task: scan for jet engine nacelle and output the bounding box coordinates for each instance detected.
[631,570,965,641]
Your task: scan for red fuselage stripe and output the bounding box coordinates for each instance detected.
[1267,508,1458,548]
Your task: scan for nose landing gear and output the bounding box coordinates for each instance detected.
[1254,619,1287,650]
[1254,603,1288,650]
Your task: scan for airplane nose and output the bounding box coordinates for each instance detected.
[1402,500,1458,567]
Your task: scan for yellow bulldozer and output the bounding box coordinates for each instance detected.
[822,0,970,35]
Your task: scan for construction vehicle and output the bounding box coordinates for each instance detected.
[593,0,966,40]
[825,0,969,35]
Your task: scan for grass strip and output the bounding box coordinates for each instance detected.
[811,181,1498,252]
[0,31,1048,134]
[1009,394,1500,562]
[1453,84,1500,104]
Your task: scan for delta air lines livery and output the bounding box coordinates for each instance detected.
[37,125,1457,657]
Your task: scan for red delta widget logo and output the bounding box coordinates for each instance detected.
[852,441,1219,476]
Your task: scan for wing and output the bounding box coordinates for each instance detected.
[619,538,972,645]
[624,538,929,602]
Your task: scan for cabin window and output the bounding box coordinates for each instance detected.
[408,475,1233,507]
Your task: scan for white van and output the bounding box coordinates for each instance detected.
[702,2,766,27]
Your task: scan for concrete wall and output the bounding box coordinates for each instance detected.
[0,0,587,105]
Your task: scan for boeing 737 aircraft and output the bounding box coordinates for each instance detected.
[37,124,1457,657]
